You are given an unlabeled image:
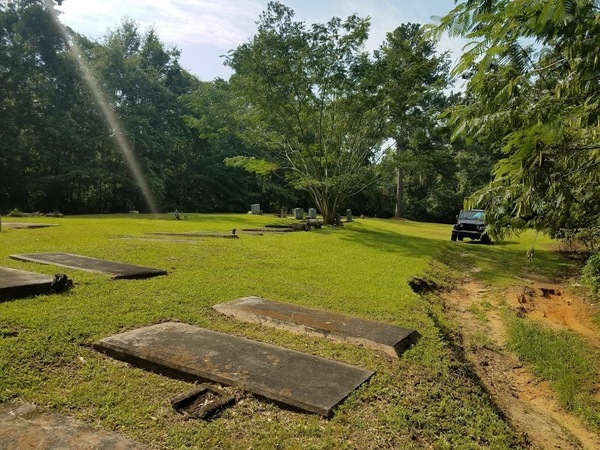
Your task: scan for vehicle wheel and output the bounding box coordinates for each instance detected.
[451,232,457,241]
[481,234,491,245]
[457,234,464,241]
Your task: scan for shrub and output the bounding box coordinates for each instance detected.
[7,208,23,217]
[582,252,600,293]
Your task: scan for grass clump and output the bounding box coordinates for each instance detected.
[506,318,600,431]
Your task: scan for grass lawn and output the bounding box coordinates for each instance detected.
[0,214,594,448]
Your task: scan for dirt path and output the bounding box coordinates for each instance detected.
[442,279,600,450]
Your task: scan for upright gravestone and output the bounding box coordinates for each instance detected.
[346,209,353,222]
[293,208,305,220]
[250,204,262,215]
[308,208,317,220]
[280,206,288,218]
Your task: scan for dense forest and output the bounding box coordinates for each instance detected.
[0,0,496,223]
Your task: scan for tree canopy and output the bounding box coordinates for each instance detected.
[1,0,488,223]
[431,0,600,237]
[224,2,388,224]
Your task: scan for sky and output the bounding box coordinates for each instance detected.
[56,0,463,81]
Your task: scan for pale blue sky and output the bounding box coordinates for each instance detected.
[57,0,462,80]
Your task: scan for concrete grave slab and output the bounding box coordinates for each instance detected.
[240,228,294,233]
[214,297,420,358]
[10,252,166,279]
[0,267,54,300]
[0,403,146,450]
[1,222,59,229]
[94,322,373,417]
[148,232,238,239]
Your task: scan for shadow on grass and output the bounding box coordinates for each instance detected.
[332,225,445,259]
[331,223,570,285]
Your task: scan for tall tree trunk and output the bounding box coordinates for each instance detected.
[395,145,404,218]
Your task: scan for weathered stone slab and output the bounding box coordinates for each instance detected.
[2,222,59,229]
[148,232,238,239]
[94,322,373,417]
[10,252,166,279]
[214,297,420,358]
[0,267,54,300]
[241,228,294,233]
[0,403,146,450]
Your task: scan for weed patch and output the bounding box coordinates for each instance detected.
[506,318,600,431]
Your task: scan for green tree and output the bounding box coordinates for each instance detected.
[75,19,199,212]
[178,79,287,213]
[224,2,387,224]
[431,0,600,238]
[0,0,108,213]
[376,23,451,219]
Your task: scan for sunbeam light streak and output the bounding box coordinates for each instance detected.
[45,0,159,214]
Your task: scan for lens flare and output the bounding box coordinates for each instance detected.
[45,0,159,214]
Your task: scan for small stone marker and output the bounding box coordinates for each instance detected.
[308,208,317,219]
[293,208,305,220]
[0,267,55,300]
[94,322,374,417]
[214,297,420,358]
[250,204,262,215]
[280,206,288,217]
[346,209,353,222]
[10,252,166,279]
[0,403,146,449]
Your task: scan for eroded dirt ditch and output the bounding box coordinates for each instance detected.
[441,278,600,449]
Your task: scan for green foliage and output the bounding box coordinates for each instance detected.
[375,23,456,220]
[6,208,23,217]
[582,252,600,293]
[507,318,600,429]
[432,0,600,238]
[225,2,387,224]
[224,156,280,176]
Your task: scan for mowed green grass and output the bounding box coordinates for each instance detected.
[0,214,575,448]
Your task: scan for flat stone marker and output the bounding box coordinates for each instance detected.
[2,222,59,229]
[0,403,146,450]
[148,232,238,239]
[10,252,166,279]
[0,267,54,300]
[214,297,420,358]
[94,322,373,417]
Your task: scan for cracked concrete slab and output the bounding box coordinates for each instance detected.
[94,322,373,417]
[214,297,420,358]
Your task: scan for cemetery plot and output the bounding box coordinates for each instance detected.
[10,252,166,279]
[94,322,374,417]
[148,232,238,239]
[0,403,146,450]
[1,222,59,229]
[0,267,55,300]
[214,296,420,358]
